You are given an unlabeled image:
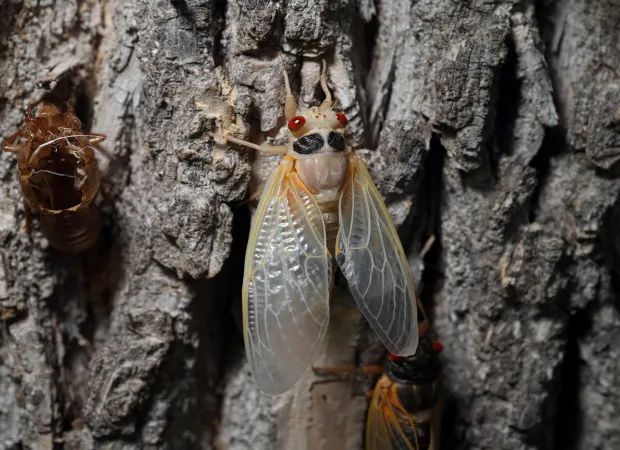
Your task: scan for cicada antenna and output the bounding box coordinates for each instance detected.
[208,132,288,155]
[278,54,297,121]
[319,59,333,111]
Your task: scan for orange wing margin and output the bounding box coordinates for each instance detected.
[365,375,418,450]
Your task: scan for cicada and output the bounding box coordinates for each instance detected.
[214,59,418,394]
[2,101,106,253]
[366,331,443,450]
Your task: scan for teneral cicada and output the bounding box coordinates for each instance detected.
[2,101,105,253]
[214,59,419,394]
[366,330,443,450]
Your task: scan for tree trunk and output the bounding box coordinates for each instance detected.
[1,0,619,449]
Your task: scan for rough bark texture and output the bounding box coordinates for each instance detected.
[1,1,619,449]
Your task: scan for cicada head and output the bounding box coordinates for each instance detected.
[22,102,80,140]
[7,101,102,213]
[387,333,442,384]
[287,106,346,136]
[281,59,349,157]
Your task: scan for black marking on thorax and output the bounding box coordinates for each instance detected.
[327,131,345,151]
[293,133,324,154]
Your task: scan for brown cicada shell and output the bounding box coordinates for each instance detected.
[2,101,106,253]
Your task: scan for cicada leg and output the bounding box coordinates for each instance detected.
[88,133,106,143]
[22,200,32,234]
[312,365,384,376]
[420,234,436,257]
[2,144,22,153]
[312,365,382,400]
[2,129,23,152]
[207,56,293,156]
[210,132,288,155]
[235,186,264,209]
[418,319,430,337]
[87,135,110,158]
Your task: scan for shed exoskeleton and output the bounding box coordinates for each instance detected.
[2,101,105,253]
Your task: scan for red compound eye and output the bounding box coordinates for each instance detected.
[389,353,405,362]
[336,113,348,126]
[288,116,306,132]
[432,341,443,353]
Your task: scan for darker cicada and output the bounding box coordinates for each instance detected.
[313,320,443,450]
[365,329,443,450]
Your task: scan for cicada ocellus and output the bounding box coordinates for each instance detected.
[2,101,106,253]
[213,58,419,395]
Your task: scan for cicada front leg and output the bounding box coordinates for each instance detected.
[312,364,383,401]
[2,128,24,153]
[312,365,384,376]
[234,185,264,208]
[211,133,288,155]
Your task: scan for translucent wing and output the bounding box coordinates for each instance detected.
[336,154,418,356]
[366,377,417,450]
[243,158,331,395]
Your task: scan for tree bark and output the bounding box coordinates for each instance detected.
[1,1,619,449]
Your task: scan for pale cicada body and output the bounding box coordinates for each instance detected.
[2,101,105,253]
[215,59,419,395]
[366,333,443,450]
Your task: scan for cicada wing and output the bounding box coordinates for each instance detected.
[366,377,417,450]
[243,160,331,395]
[336,154,418,356]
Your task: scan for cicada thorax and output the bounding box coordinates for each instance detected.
[294,154,348,256]
[288,104,350,257]
[3,102,105,253]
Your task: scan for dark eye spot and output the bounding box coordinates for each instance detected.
[327,132,345,151]
[293,133,324,155]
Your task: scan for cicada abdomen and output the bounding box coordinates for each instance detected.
[366,331,443,450]
[2,101,106,253]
